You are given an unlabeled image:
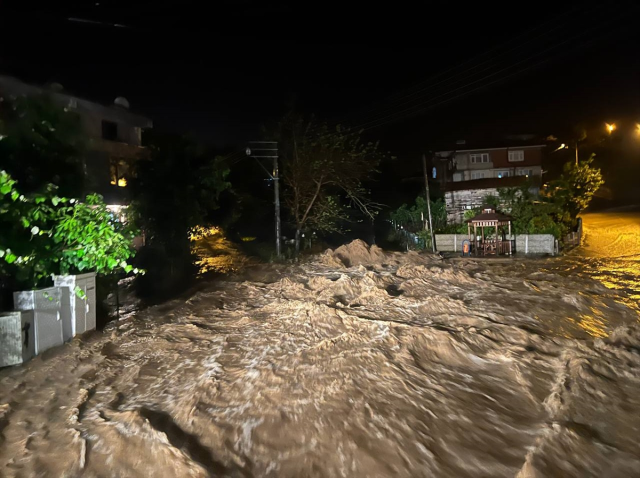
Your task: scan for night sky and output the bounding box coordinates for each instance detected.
[1,2,639,181]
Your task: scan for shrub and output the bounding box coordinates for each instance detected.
[0,171,139,290]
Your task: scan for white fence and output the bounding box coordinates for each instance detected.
[435,234,557,255]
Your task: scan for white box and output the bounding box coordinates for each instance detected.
[13,287,70,354]
[0,310,35,367]
[54,272,97,336]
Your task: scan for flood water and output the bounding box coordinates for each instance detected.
[0,212,639,477]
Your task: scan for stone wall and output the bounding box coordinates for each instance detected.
[435,234,556,255]
[444,188,500,224]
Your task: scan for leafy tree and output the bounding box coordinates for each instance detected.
[547,154,604,221]
[496,186,566,238]
[390,197,448,233]
[0,170,139,290]
[276,116,386,253]
[130,132,230,295]
[389,197,451,249]
[0,95,85,197]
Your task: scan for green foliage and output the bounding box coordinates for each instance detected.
[0,171,139,289]
[0,95,85,197]
[274,115,387,251]
[131,132,230,245]
[390,196,449,233]
[53,194,138,276]
[130,131,230,296]
[495,186,566,238]
[389,196,456,249]
[485,155,603,241]
[547,154,604,220]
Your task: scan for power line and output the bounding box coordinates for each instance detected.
[349,5,591,127]
[353,10,625,132]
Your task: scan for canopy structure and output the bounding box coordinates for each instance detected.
[466,206,513,255]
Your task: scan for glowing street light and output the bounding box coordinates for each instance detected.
[636,124,640,136]
[606,123,616,134]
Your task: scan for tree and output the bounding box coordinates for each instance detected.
[0,170,139,290]
[276,116,386,253]
[548,154,604,221]
[497,186,567,238]
[130,131,230,295]
[0,95,85,197]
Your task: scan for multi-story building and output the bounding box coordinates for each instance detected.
[434,142,544,183]
[0,75,152,203]
[431,140,546,223]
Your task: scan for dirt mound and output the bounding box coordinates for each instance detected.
[320,240,442,269]
[320,240,389,267]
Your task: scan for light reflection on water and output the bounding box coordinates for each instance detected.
[545,210,640,314]
[191,228,252,274]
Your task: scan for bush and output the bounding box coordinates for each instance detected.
[0,171,139,291]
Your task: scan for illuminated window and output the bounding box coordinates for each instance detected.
[517,169,533,177]
[109,158,130,187]
[470,153,490,163]
[496,170,510,178]
[508,150,524,162]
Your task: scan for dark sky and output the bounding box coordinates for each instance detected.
[1,0,639,158]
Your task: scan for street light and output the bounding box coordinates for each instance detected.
[606,123,616,134]
[636,124,640,136]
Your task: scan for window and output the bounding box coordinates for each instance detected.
[110,158,130,187]
[453,172,462,182]
[496,170,511,178]
[517,169,533,177]
[102,120,118,141]
[470,153,490,163]
[508,150,524,162]
[471,171,485,180]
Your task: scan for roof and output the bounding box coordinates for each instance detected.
[0,75,152,128]
[466,209,512,224]
[434,138,548,155]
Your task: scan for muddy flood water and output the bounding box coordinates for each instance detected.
[1,213,639,477]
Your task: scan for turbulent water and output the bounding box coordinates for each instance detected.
[1,215,640,477]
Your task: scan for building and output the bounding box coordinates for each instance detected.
[431,140,546,223]
[0,75,152,203]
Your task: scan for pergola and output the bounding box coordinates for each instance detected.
[466,207,513,256]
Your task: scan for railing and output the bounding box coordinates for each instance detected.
[472,240,513,255]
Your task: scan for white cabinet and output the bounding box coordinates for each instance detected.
[13,287,69,355]
[0,310,35,367]
[54,272,97,336]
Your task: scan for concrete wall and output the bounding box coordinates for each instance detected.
[514,234,556,254]
[435,234,556,255]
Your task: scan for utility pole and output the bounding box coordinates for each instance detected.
[273,155,281,259]
[422,153,436,253]
[246,141,281,258]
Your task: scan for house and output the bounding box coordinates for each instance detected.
[431,140,546,223]
[0,75,152,203]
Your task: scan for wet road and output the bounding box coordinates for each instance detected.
[1,227,639,477]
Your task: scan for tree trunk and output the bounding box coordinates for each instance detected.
[295,228,302,256]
